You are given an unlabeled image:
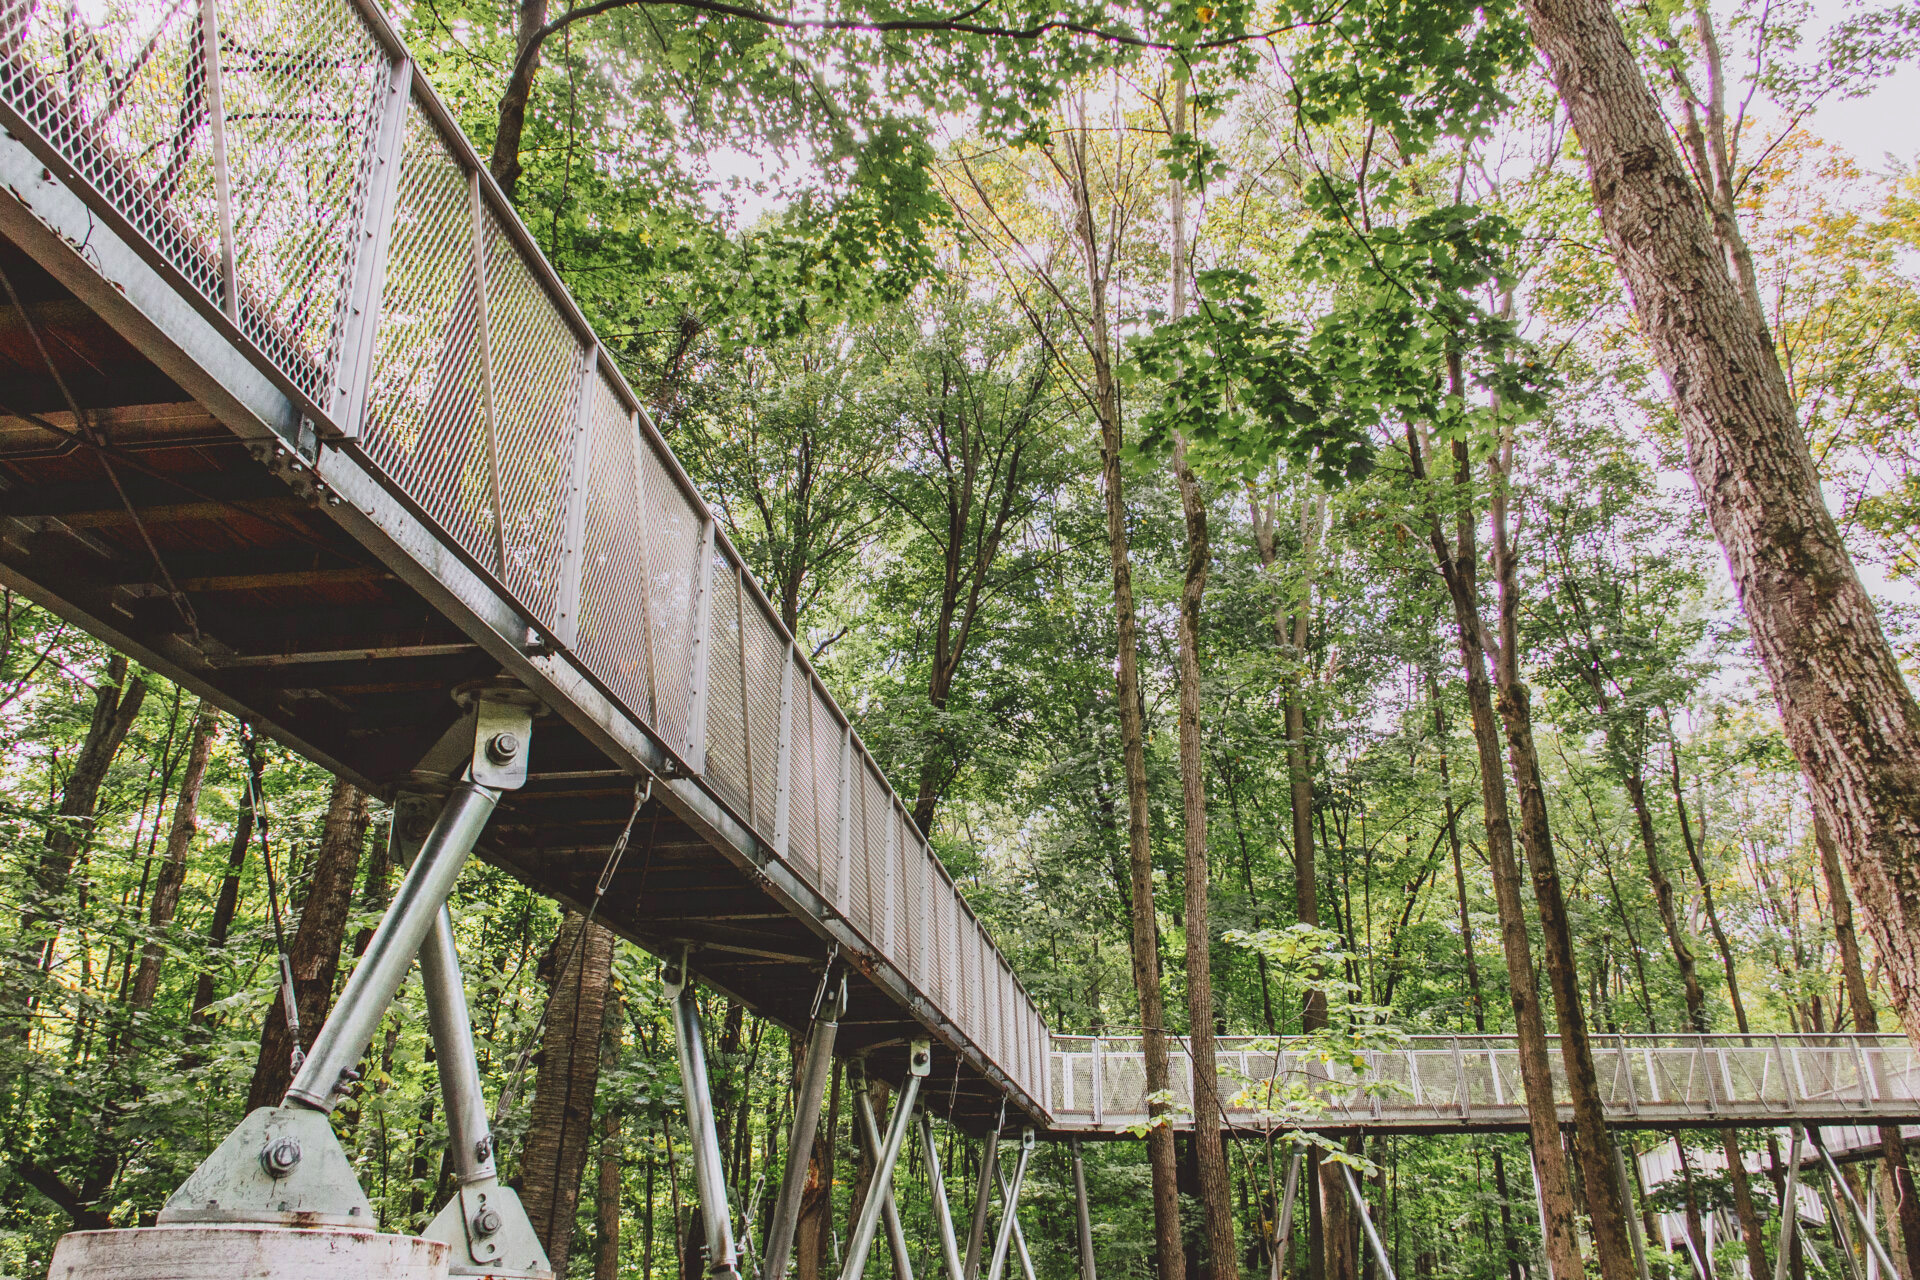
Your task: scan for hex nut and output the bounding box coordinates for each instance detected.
[259,1135,303,1179]
[473,1204,503,1238]
[486,731,521,764]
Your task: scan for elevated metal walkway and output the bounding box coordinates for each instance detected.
[0,0,1043,1134]
[1050,1033,1920,1134]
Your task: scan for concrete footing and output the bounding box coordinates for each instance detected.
[47,1224,450,1280]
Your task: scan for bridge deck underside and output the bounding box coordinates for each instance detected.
[0,237,1009,1129]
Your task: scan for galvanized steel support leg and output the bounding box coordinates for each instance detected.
[1818,1132,1901,1280]
[1530,1151,1555,1280]
[995,1151,1038,1280]
[925,1115,968,1280]
[764,972,845,1280]
[288,780,502,1111]
[840,1041,930,1280]
[1341,1163,1397,1280]
[667,949,741,1280]
[1072,1136,1098,1280]
[421,889,551,1276]
[985,1129,1034,1280]
[1270,1144,1303,1280]
[1609,1137,1652,1280]
[964,1127,1001,1280]
[1778,1126,1805,1280]
[855,1073,916,1280]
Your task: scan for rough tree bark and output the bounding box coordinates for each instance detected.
[247,777,372,1111]
[1409,425,1585,1280]
[1057,106,1184,1280]
[1517,0,1920,1057]
[520,910,619,1275]
[489,0,549,200]
[1819,813,1920,1280]
[596,1110,624,1280]
[1487,428,1637,1280]
[30,653,147,966]
[1165,79,1237,1280]
[128,702,220,1011]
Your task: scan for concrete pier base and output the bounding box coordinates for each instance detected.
[47,1224,450,1280]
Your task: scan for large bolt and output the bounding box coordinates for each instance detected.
[259,1135,303,1179]
[486,731,521,765]
[473,1203,503,1238]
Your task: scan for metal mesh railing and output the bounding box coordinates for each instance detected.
[1047,1034,1920,1132]
[0,0,1051,1113]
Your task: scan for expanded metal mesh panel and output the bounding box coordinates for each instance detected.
[218,0,384,398]
[785,675,819,885]
[811,693,844,909]
[704,561,749,812]
[741,603,784,838]
[0,0,224,309]
[359,105,494,564]
[476,208,575,626]
[636,438,701,754]
[856,761,889,941]
[575,375,654,722]
[889,810,913,964]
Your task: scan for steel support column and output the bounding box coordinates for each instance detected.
[840,1041,930,1280]
[856,1076,916,1280]
[666,949,740,1280]
[964,1126,1000,1280]
[1609,1138,1652,1280]
[1071,1136,1097,1280]
[985,1129,1034,1280]
[1777,1126,1805,1280]
[1818,1133,1901,1280]
[1270,1144,1303,1280]
[764,970,845,1280]
[995,1154,1038,1280]
[1341,1164,1397,1280]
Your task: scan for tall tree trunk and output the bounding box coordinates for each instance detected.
[1062,108,1182,1280]
[796,1056,841,1280]
[1166,80,1237,1280]
[521,911,619,1275]
[1433,677,1527,1280]
[247,776,371,1111]
[30,653,147,966]
[128,702,220,1011]
[189,750,259,1028]
[1409,426,1585,1280]
[1487,433,1637,1280]
[1517,0,1920,1056]
[1819,813,1920,1280]
[596,1108,625,1280]
[490,0,550,200]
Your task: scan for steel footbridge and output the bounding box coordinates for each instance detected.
[1,0,1916,1274]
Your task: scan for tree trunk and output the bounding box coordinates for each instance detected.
[489,0,549,200]
[1517,0,1920,1057]
[31,653,146,965]
[1062,108,1182,1280]
[596,1109,625,1280]
[521,910,619,1275]
[1410,426,1585,1280]
[129,701,219,1011]
[796,1056,841,1280]
[1166,79,1237,1280]
[247,776,371,1111]
[189,749,259,1028]
[1488,441,1637,1280]
[1819,813,1920,1279]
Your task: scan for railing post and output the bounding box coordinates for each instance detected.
[195,0,238,322]
[684,518,717,770]
[1091,1037,1104,1127]
[329,55,411,437]
[773,643,796,857]
[553,345,596,649]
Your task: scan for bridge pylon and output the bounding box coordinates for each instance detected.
[50,686,551,1280]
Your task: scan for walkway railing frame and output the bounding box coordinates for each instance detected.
[0,0,1048,1111]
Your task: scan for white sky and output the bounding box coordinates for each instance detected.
[1804,0,1920,166]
